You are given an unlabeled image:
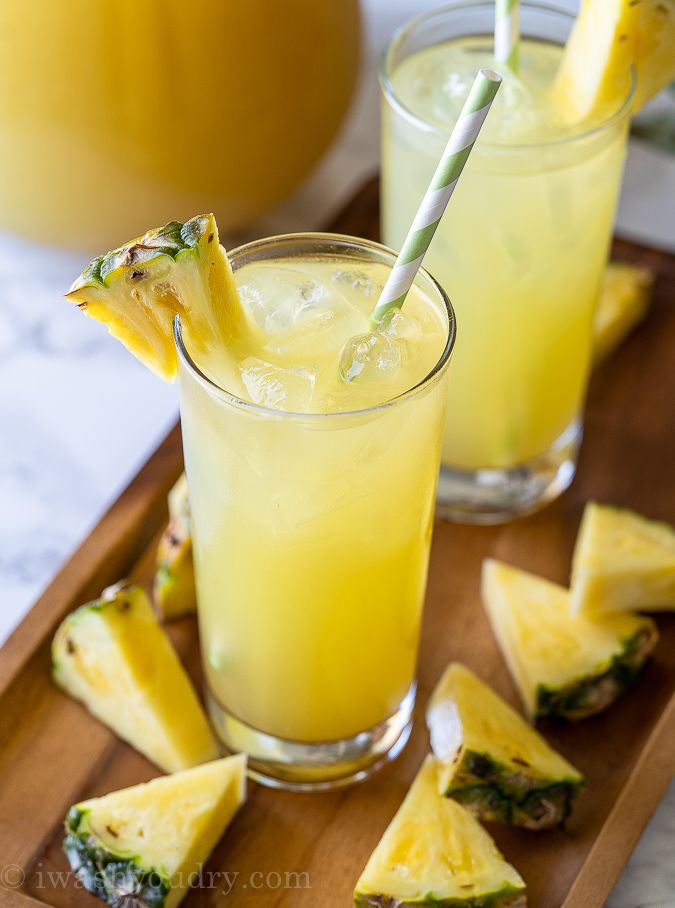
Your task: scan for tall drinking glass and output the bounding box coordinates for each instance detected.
[381,1,634,523]
[175,234,455,790]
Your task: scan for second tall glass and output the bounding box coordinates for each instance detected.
[381,1,634,522]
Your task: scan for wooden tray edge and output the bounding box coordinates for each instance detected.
[0,889,46,908]
[562,692,675,906]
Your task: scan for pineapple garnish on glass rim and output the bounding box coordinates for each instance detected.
[571,502,675,616]
[63,754,246,908]
[482,560,658,722]
[354,756,526,908]
[65,214,240,381]
[553,0,675,122]
[52,584,219,772]
[427,663,584,830]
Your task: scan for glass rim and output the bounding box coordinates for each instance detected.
[379,0,636,153]
[174,231,456,421]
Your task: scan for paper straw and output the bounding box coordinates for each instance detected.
[494,0,520,71]
[371,69,502,327]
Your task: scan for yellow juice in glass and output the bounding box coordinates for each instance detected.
[382,7,632,521]
[176,235,453,787]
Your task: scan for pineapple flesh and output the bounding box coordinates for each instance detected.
[52,585,219,772]
[482,560,658,721]
[593,263,653,364]
[154,474,196,620]
[66,214,240,381]
[571,502,675,616]
[354,757,526,908]
[63,754,246,908]
[553,0,675,121]
[427,663,584,830]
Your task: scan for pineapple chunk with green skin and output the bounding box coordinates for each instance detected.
[593,263,653,364]
[571,503,675,616]
[66,214,241,381]
[52,585,219,772]
[64,754,246,908]
[154,474,196,620]
[427,663,584,830]
[553,0,675,121]
[482,560,658,722]
[354,757,526,908]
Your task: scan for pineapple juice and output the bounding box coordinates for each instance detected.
[176,236,453,773]
[382,16,631,517]
[0,0,359,248]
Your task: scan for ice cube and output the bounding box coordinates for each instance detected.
[237,268,329,336]
[332,269,382,300]
[441,69,476,104]
[381,309,423,344]
[237,265,365,359]
[339,330,402,383]
[239,357,317,411]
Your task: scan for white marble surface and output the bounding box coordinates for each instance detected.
[1,1,674,904]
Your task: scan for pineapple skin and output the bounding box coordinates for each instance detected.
[441,749,582,830]
[154,475,196,620]
[64,806,170,908]
[354,889,527,908]
[535,624,658,721]
[69,217,211,292]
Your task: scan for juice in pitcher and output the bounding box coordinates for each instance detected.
[0,0,360,248]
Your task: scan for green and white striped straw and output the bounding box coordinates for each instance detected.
[371,69,502,327]
[494,0,519,71]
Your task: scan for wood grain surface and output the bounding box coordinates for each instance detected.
[0,177,673,908]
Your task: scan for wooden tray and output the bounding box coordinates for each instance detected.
[1,177,674,908]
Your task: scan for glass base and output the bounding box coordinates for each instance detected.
[437,420,581,524]
[205,683,415,792]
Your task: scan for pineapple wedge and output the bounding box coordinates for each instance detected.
[64,754,246,908]
[427,663,584,829]
[571,502,675,616]
[66,214,240,381]
[553,0,675,121]
[168,471,189,518]
[154,473,196,620]
[593,263,653,364]
[482,560,658,721]
[354,756,526,908]
[52,585,219,772]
